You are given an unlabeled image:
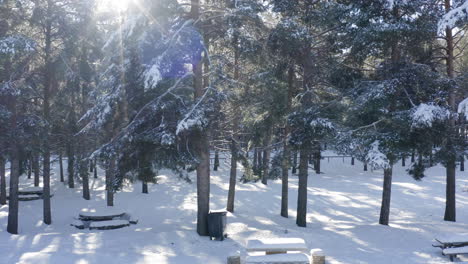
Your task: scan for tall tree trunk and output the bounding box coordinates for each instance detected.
[292,151,298,174]
[401,155,405,167]
[227,37,240,213]
[257,148,262,176]
[0,157,6,205]
[213,150,219,171]
[81,157,90,200]
[227,137,238,212]
[7,97,19,234]
[33,153,40,187]
[94,158,97,179]
[379,167,393,225]
[444,157,456,221]
[142,181,148,194]
[261,131,271,185]
[443,0,456,222]
[192,0,210,237]
[59,151,64,182]
[106,159,115,206]
[411,150,415,163]
[314,141,321,174]
[253,148,258,172]
[27,157,32,179]
[67,142,75,188]
[42,7,52,225]
[461,156,465,172]
[281,66,294,218]
[296,144,309,227]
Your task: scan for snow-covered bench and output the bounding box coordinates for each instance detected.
[247,238,308,255]
[79,209,126,221]
[442,246,468,261]
[245,253,309,264]
[89,220,130,230]
[434,234,468,249]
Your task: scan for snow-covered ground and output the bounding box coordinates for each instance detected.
[0,155,467,264]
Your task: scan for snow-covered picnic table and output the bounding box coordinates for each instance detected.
[247,238,308,255]
[435,234,468,248]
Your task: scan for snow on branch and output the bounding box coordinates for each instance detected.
[0,35,35,54]
[411,103,449,129]
[438,1,468,33]
[458,97,468,120]
[365,141,390,169]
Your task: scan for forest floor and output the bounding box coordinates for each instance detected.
[0,153,468,264]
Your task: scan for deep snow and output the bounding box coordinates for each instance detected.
[0,154,467,264]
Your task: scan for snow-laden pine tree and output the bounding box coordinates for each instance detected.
[0,0,37,234]
[269,0,344,227]
[337,0,458,225]
[80,0,222,235]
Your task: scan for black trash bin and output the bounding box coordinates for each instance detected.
[207,210,227,241]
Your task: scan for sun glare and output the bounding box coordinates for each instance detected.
[98,0,133,13]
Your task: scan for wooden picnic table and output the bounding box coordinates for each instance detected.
[435,234,468,248]
[247,238,308,255]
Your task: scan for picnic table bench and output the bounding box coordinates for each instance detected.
[247,238,308,255]
[443,246,468,262]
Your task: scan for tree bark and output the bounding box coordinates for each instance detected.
[443,0,457,222]
[106,159,115,206]
[33,153,40,187]
[292,151,298,174]
[227,137,238,212]
[81,158,90,200]
[261,131,271,185]
[94,158,97,178]
[314,141,321,174]
[281,66,294,218]
[444,158,456,221]
[59,151,64,182]
[296,144,309,227]
[27,157,32,179]
[213,150,219,171]
[192,0,210,237]
[42,5,53,225]
[461,156,465,172]
[379,167,393,225]
[253,148,258,172]
[7,97,19,234]
[257,148,262,176]
[67,141,75,188]
[0,157,6,205]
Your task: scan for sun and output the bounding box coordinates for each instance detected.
[98,0,133,13]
